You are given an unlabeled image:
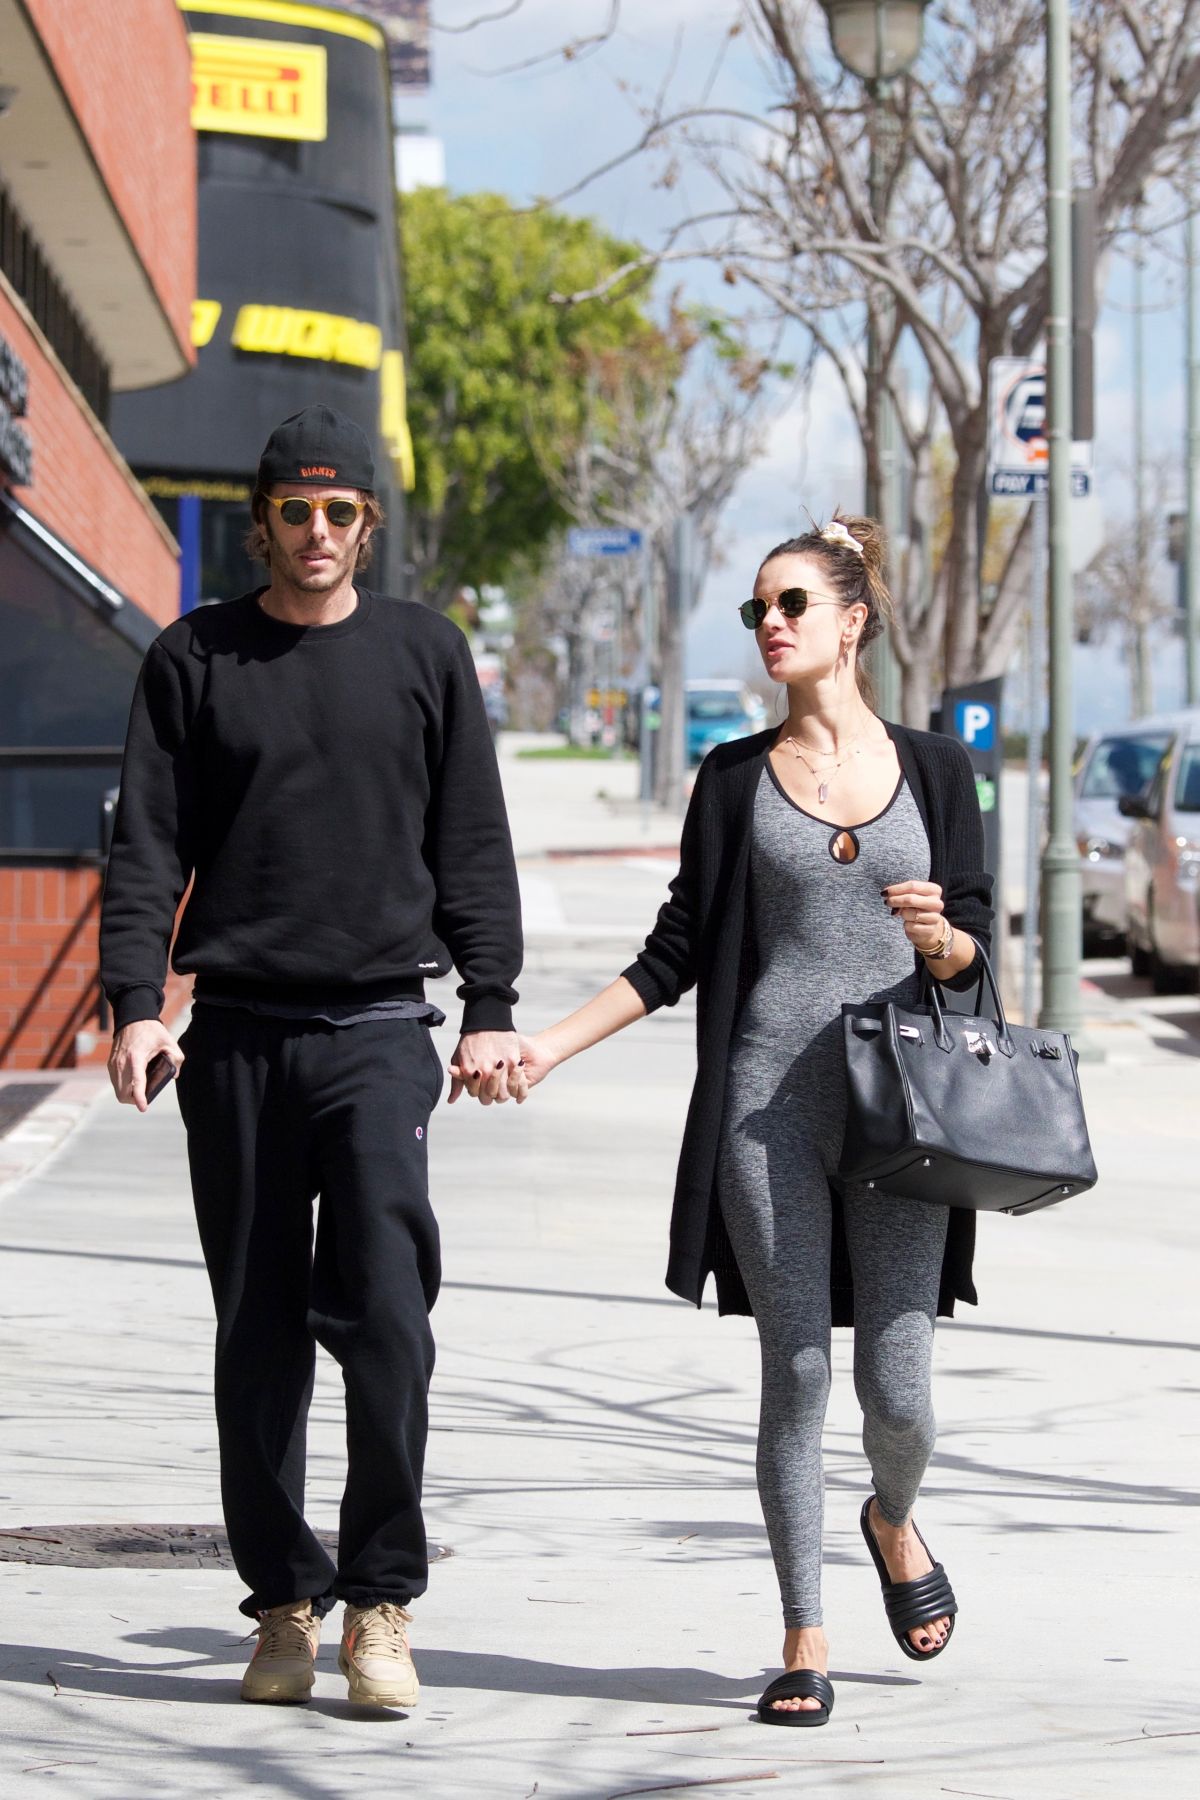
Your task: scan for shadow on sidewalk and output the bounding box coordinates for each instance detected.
[2,1626,250,1706]
[413,1646,918,1708]
[2,1627,919,1713]
[1083,969,1200,1053]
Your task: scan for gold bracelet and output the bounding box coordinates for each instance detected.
[920,921,955,962]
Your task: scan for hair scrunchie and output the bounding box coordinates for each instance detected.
[821,520,864,557]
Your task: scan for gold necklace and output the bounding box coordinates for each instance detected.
[781,727,869,805]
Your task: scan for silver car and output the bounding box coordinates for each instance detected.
[1122,714,1200,991]
[1075,718,1178,950]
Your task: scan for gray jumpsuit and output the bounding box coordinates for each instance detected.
[717,761,949,1630]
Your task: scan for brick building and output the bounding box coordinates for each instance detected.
[0,0,196,1068]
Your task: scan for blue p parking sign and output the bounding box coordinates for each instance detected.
[954,699,995,751]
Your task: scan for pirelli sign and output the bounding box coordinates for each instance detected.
[189,33,328,141]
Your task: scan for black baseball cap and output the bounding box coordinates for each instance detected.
[256,404,375,493]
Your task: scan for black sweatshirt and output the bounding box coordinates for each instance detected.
[99,588,522,1035]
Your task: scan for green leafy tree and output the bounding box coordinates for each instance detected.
[400,188,660,610]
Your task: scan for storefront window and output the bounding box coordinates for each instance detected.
[0,530,138,855]
[144,485,259,604]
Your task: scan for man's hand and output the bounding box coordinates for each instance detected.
[108,1019,185,1112]
[448,1030,527,1105]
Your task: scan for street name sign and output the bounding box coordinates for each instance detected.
[987,357,1090,498]
[567,526,643,558]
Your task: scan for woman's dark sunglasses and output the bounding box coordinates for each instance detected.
[738,588,842,631]
[264,495,367,529]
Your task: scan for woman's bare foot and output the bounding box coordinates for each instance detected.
[867,1498,951,1653]
[768,1625,829,1713]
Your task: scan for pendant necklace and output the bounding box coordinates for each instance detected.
[781,728,868,805]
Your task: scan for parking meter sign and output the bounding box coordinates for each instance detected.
[941,678,1003,883]
[955,699,995,751]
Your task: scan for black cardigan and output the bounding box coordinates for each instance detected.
[621,721,994,1324]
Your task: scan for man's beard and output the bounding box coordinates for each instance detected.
[274,537,356,590]
[290,550,351,589]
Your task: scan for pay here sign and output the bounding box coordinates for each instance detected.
[987,357,1090,498]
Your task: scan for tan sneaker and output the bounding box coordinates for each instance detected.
[240,1600,320,1704]
[338,1602,420,1708]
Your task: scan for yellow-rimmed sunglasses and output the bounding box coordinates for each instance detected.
[263,495,367,528]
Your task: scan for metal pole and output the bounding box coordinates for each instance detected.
[655,515,692,813]
[1186,183,1200,705]
[639,544,659,804]
[1023,492,1048,1023]
[1038,0,1082,1034]
[612,579,623,758]
[1132,228,1151,716]
[866,56,901,721]
[865,84,885,524]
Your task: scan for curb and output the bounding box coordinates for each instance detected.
[0,1075,108,1202]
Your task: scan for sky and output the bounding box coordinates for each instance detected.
[418,0,1195,732]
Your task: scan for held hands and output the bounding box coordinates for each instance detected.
[882,880,950,958]
[446,1030,563,1106]
[448,981,642,1107]
[448,1030,528,1105]
[108,1019,184,1111]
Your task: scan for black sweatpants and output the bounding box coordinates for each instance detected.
[175,1007,444,1619]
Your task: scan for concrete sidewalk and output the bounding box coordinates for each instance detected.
[497,734,682,861]
[1,956,1198,1799]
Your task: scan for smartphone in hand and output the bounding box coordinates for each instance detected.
[144,1051,177,1105]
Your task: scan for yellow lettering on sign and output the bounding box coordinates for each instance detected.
[142,476,252,502]
[188,34,327,142]
[191,299,222,348]
[380,349,416,492]
[231,305,382,370]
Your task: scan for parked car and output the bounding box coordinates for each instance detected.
[1121,713,1200,991]
[685,679,768,766]
[1074,715,1182,952]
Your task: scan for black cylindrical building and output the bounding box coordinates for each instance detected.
[112,0,411,604]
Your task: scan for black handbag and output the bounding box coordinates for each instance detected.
[837,950,1098,1215]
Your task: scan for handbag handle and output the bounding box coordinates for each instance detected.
[920,944,1015,1058]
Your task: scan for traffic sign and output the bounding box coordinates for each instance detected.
[987,357,1091,497]
[567,526,643,557]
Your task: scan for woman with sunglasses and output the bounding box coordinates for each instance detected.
[514,514,992,1727]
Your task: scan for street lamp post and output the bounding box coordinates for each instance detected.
[821,2,932,723]
[1186,174,1199,706]
[1038,0,1081,1034]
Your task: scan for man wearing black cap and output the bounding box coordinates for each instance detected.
[100,405,525,1708]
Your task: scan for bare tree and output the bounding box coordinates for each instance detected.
[526,303,784,797]
[1076,455,1181,716]
[541,0,1200,724]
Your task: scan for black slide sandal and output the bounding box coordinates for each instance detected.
[755,1668,834,1727]
[860,1496,957,1661]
